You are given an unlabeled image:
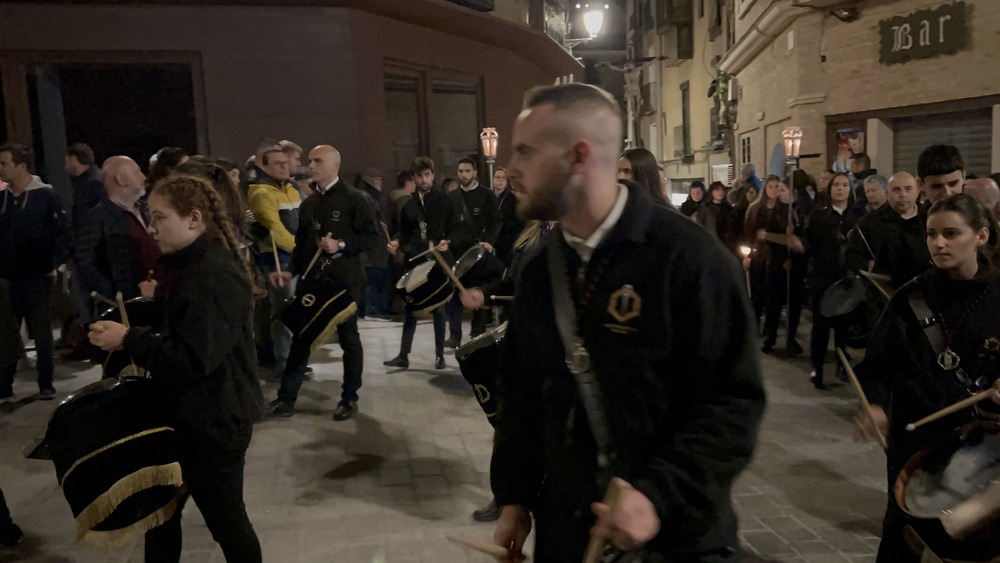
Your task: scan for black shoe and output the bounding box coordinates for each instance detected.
[384,354,409,368]
[786,339,803,357]
[304,366,314,376]
[809,371,828,390]
[761,340,775,354]
[444,336,461,349]
[268,399,294,418]
[0,523,23,548]
[333,400,357,421]
[38,388,55,401]
[435,356,446,370]
[472,500,501,522]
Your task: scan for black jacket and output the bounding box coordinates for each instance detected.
[358,180,391,269]
[679,198,700,218]
[492,185,765,560]
[696,200,739,253]
[447,184,500,257]
[74,198,145,301]
[396,189,458,261]
[495,188,523,266]
[123,236,264,451]
[845,205,931,287]
[803,205,863,290]
[70,166,105,233]
[292,179,379,297]
[0,186,71,280]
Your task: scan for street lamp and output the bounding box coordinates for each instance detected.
[782,127,803,161]
[583,6,606,37]
[781,126,803,316]
[480,127,499,189]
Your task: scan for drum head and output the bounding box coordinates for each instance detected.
[454,246,486,279]
[819,277,866,318]
[456,321,508,361]
[902,428,1000,519]
[404,261,435,293]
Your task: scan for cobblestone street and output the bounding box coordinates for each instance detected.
[1,318,887,563]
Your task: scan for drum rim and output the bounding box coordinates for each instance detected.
[456,321,508,361]
[453,246,486,279]
[403,260,438,293]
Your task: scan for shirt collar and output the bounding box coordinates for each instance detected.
[317,177,339,194]
[460,181,479,192]
[562,184,629,258]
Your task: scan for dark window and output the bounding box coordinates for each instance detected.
[741,136,752,167]
[678,25,694,59]
[680,81,691,155]
[699,0,705,18]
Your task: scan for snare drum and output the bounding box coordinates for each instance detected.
[396,260,453,314]
[43,377,183,547]
[453,246,505,290]
[819,276,871,348]
[895,422,1000,560]
[456,321,506,426]
[99,298,159,379]
[281,276,358,351]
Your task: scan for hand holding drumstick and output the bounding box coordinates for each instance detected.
[138,270,157,299]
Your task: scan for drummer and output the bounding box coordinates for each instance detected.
[268,145,379,421]
[384,156,458,370]
[801,172,862,389]
[855,193,1000,562]
[88,174,264,562]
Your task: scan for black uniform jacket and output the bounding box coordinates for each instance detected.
[845,204,931,287]
[492,185,766,559]
[396,189,458,262]
[291,179,379,297]
[447,184,500,257]
[803,205,863,291]
[123,236,264,451]
[495,188,523,266]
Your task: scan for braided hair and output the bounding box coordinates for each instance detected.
[151,174,264,296]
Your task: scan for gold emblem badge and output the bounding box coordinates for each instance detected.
[607,284,641,324]
[301,294,317,307]
[474,384,491,405]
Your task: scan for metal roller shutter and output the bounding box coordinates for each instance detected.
[893,109,993,176]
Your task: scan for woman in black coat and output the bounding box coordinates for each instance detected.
[855,194,1000,563]
[802,172,863,388]
[697,181,739,253]
[90,174,264,563]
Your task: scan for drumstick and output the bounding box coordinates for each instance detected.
[837,348,888,451]
[408,248,434,262]
[429,246,466,293]
[906,390,995,432]
[584,478,633,563]
[490,295,514,301]
[446,536,526,560]
[145,270,154,283]
[379,220,392,242]
[303,232,333,279]
[91,291,118,308]
[115,292,141,378]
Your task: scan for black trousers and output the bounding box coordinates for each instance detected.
[278,315,363,404]
[400,307,445,357]
[762,269,805,345]
[0,276,54,394]
[145,443,260,563]
[808,283,843,379]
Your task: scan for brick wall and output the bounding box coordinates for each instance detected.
[733,0,1000,177]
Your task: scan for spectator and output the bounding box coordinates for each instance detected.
[741,163,763,189]
[618,148,670,207]
[147,146,189,193]
[64,143,105,232]
[850,153,878,204]
[679,180,705,217]
[918,144,965,207]
[697,181,738,252]
[862,174,888,213]
[357,167,393,320]
[441,177,459,193]
[964,177,1000,221]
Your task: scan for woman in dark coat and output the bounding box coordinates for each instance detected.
[679,181,705,217]
[89,174,264,563]
[742,176,782,326]
[802,172,863,388]
[617,148,673,209]
[697,181,739,253]
[855,193,1000,563]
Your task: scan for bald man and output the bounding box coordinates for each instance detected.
[268,145,379,420]
[845,171,930,287]
[488,83,764,561]
[75,156,160,306]
[964,177,1000,220]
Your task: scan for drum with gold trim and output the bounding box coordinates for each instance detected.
[43,377,183,547]
[456,321,506,426]
[280,276,357,351]
[396,260,452,315]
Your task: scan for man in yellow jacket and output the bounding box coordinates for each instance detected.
[248,148,300,377]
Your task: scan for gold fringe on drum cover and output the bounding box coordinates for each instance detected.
[303,299,358,352]
[74,462,184,547]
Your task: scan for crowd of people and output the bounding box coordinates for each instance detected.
[1,82,999,562]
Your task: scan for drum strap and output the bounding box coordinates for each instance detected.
[547,238,616,478]
[455,191,484,243]
[907,291,947,357]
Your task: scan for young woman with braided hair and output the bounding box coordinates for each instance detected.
[89,174,264,562]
